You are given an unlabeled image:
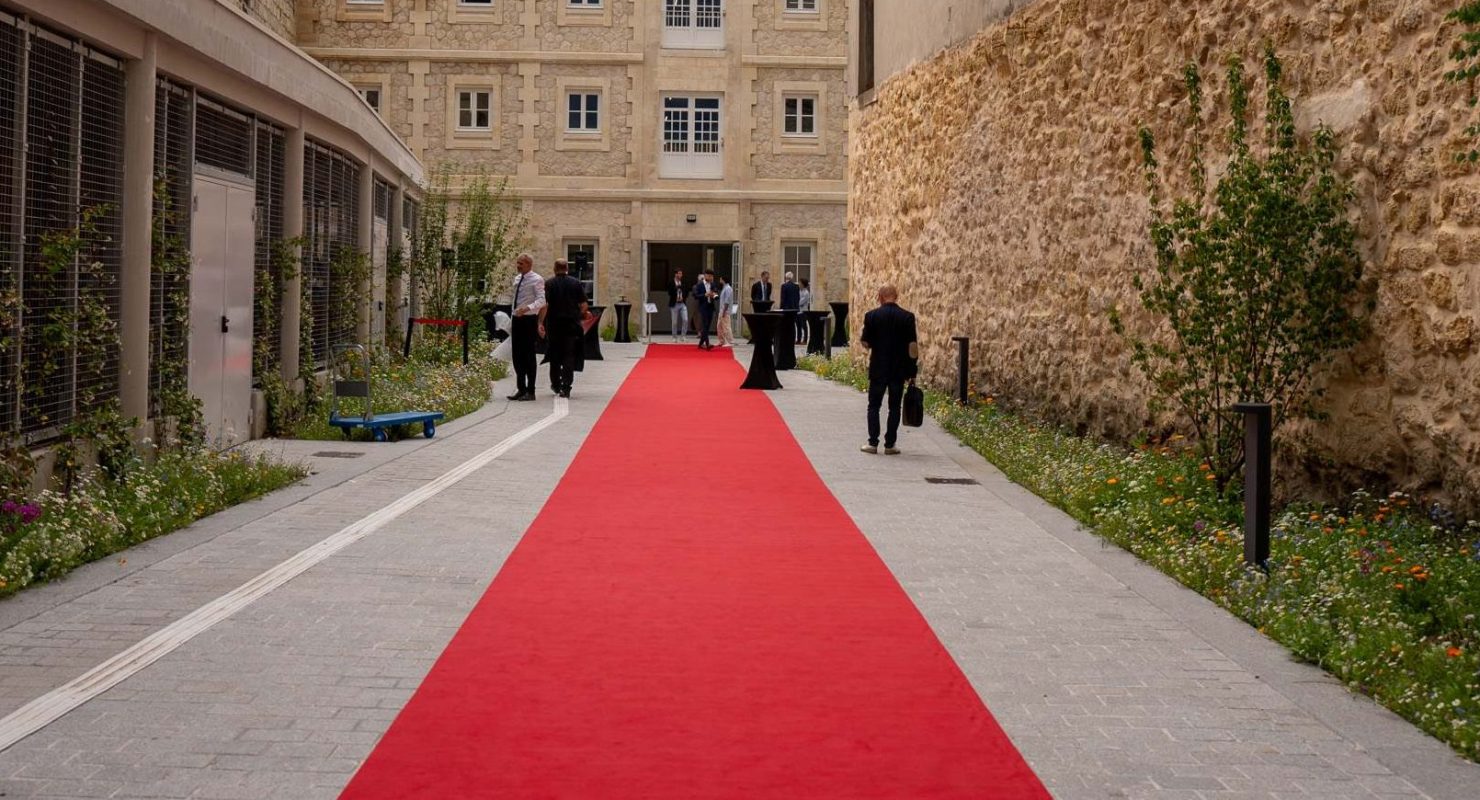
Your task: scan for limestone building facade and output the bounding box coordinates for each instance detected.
[292,0,849,333]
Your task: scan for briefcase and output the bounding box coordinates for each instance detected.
[902,382,925,428]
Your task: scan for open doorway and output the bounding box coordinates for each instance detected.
[644,242,736,335]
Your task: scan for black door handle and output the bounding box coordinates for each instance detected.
[221,315,230,334]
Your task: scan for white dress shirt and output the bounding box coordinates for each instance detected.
[512,270,546,316]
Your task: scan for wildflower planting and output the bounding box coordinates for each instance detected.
[288,336,509,441]
[0,448,304,599]
[801,354,1480,761]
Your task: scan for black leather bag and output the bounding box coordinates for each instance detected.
[902,381,924,428]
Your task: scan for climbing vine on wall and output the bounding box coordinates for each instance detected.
[151,179,202,449]
[259,236,309,435]
[1447,2,1480,161]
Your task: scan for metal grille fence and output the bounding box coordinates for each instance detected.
[374,178,391,222]
[253,120,285,380]
[151,78,192,417]
[195,96,253,177]
[303,139,361,365]
[0,15,126,441]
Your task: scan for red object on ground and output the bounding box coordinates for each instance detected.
[340,345,1049,799]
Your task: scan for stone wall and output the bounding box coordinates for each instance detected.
[752,67,848,182]
[241,0,295,40]
[849,0,1480,505]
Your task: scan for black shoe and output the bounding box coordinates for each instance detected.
[506,391,527,401]
[557,388,571,398]
[515,393,535,402]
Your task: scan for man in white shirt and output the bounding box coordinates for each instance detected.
[508,253,546,401]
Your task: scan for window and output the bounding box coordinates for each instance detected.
[568,0,602,5]
[858,0,874,93]
[660,95,723,179]
[357,85,382,114]
[783,242,815,284]
[457,89,492,131]
[458,0,493,5]
[782,95,816,137]
[566,92,600,132]
[566,242,597,302]
[784,0,817,11]
[664,0,724,48]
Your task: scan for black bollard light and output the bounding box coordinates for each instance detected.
[951,336,970,406]
[1233,402,1272,569]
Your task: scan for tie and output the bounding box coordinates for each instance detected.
[515,273,525,312]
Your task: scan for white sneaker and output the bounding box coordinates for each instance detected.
[860,444,878,454]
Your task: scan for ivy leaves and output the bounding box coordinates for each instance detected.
[1115,47,1366,496]
[1446,2,1480,162]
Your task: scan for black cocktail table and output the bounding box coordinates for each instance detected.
[746,300,775,343]
[775,310,798,371]
[740,313,782,390]
[829,301,849,347]
[612,302,632,343]
[583,306,606,360]
[804,310,830,356]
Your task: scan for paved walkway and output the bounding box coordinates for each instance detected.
[0,343,1475,798]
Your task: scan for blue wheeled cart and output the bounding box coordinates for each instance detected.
[327,344,445,442]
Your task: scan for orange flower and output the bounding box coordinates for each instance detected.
[1448,647,1464,658]
[1409,565,1425,575]
[1394,583,1406,590]
[1106,478,1119,486]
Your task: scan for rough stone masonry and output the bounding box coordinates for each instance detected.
[849,0,1480,507]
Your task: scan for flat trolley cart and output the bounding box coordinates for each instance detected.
[327,344,445,442]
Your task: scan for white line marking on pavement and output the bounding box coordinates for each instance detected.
[0,398,570,754]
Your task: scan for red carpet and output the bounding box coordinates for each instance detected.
[340,346,1049,799]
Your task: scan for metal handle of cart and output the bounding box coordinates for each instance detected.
[330,344,373,423]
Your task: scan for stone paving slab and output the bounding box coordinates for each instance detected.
[764,360,1480,800]
[0,344,645,799]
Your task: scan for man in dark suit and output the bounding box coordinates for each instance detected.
[667,269,689,343]
[859,284,919,455]
[694,269,718,351]
[750,271,773,305]
[539,258,590,399]
[779,271,800,313]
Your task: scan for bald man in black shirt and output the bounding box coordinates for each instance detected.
[539,258,590,399]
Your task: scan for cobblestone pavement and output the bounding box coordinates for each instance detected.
[0,343,1475,798]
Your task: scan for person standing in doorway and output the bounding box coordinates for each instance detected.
[667,269,689,343]
[716,274,736,347]
[796,277,813,344]
[779,271,801,343]
[751,271,773,306]
[695,269,717,351]
[859,284,918,455]
[507,253,545,402]
[540,258,589,399]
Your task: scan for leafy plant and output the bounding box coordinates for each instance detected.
[412,167,527,324]
[1113,48,1367,495]
[152,179,202,448]
[1446,2,1480,162]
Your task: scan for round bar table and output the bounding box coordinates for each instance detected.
[746,300,775,343]
[612,302,633,343]
[582,306,606,360]
[740,313,783,390]
[775,310,798,371]
[829,301,850,347]
[804,310,831,356]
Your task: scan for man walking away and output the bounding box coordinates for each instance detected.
[540,258,589,399]
[716,275,735,347]
[668,269,689,343]
[695,269,718,351]
[751,271,773,306]
[507,253,545,401]
[859,284,918,455]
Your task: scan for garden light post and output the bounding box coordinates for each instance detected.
[1234,402,1272,569]
[952,336,970,406]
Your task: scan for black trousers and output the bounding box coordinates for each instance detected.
[546,319,581,392]
[697,307,713,347]
[511,316,539,394]
[795,314,808,343]
[867,378,905,448]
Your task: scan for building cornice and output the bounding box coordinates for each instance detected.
[302,47,646,66]
[740,55,847,70]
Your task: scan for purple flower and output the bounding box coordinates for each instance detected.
[18,504,40,524]
[1,500,16,514]
[1193,520,1207,533]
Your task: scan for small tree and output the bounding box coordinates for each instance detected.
[1446,2,1480,161]
[1114,48,1366,495]
[412,167,526,325]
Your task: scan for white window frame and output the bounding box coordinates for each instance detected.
[457,89,493,132]
[664,0,725,49]
[659,94,724,179]
[781,94,817,138]
[565,91,601,133]
[782,241,815,285]
[445,78,501,150]
[776,0,827,31]
[337,0,390,22]
[784,0,818,12]
[772,81,826,153]
[356,84,383,114]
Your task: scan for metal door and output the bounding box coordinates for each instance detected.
[371,217,388,345]
[189,172,256,447]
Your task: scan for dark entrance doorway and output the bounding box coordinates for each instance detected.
[645,242,736,335]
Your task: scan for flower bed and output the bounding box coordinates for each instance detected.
[0,449,304,598]
[289,337,509,442]
[800,354,1480,761]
